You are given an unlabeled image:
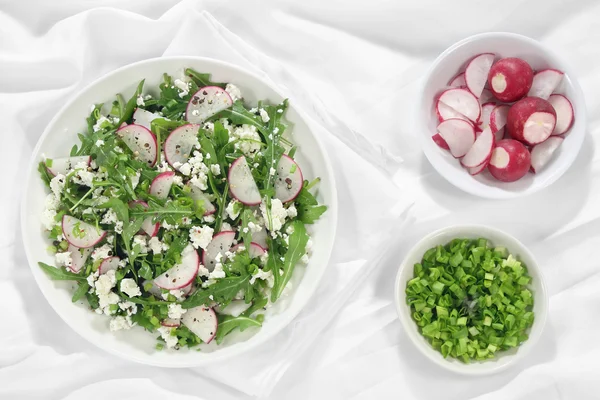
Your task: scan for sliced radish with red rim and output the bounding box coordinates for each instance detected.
[130,200,159,237]
[164,124,200,167]
[116,124,158,167]
[465,53,495,98]
[438,88,481,122]
[448,73,466,88]
[231,242,266,258]
[62,215,106,248]
[437,119,476,158]
[161,318,181,327]
[99,256,120,274]
[460,127,494,168]
[149,171,175,200]
[47,156,91,176]
[432,133,450,150]
[467,160,489,176]
[181,306,218,344]
[489,104,510,133]
[228,156,262,206]
[188,184,216,215]
[251,226,268,249]
[154,244,199,290]
[548,94,574,135]
[530,136,564,173]
[68,244,92,273]
[202,231,235,271]
[274,155,303,203]
[132,108,161,130]
[479,103,496,131]
[436,100,470,123]
[528,69,564,100]
[186,86,233,124]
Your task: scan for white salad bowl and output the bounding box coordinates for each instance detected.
[394,225,548,375]
[418,32,586,199]
[21,57,337,367]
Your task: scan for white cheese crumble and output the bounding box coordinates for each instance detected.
[230,124,261,156]
[225,83,242,102]
[91,244,112,262]
[210,164,221,176]
[208,263,226,279]
[286,204,298,218]
[136,95,145,106]
[50,174,66,199]
[189,226,214,250]
[157,326,178,348]
[55,252,72,268]
[259,108,270,123]
[168,303,187,319]
[260,198,287,232]
[120,278,142,297]
[250,268,274,287]
[174,79,190,98]
[226,200,241,220]
[148,237,169,254]
[95,139,105,147]
[133,235,148,253]
[110,315,134,331]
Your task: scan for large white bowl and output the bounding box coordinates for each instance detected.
[394,225,548,375]
[418,32,586,199]
[21,57,337,367]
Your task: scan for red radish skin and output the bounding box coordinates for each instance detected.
[164,124,201,167]
[149,171,175,200]
[154,245,199,290]
[67,244,92,273]
[548,94,574,135]
[530,136,564,173]
[437,119,476,158]
[436,99,470,123]
[62,215,106,248]
[461,127,494,168]
[507,97,556,145]
[487,58,534,102]
[274,155,303,203]
[432,133,450,150]
[449,73,466,88]
[181,306,218,344]
[116,124,158,167]
[488,139,531,182]
[465,53,495,98]
[186,86,233,124]
[99,256,120,275]
[231,242,266,258]
[489,105,510,133]
[228,156,262,206]
[467,158,489,176]
[528,69,564,100]
[438,88,481,122]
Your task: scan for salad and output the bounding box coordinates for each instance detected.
[37,68,327,349]
[405,238,534,363]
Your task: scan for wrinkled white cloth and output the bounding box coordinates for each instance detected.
[1,0,600,399]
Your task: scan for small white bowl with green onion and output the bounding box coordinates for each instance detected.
[394,225,548,375]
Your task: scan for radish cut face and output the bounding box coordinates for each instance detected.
[548,94,574,135]
[488,139,531,182]
[274,155,303,203]
[531,136,564,173]
[232,242,266,258]
[523,112,556,144]
[47,156,90,176]
[467,160,489,176]
[99,256,120,274]
[149,171,175,200]
[449,73,466,88]
[479,103,496,131]
[251,226,268,249]
[132,108,161,130]
[186,86,233,124]
[202,231,235,271]
[438,88,481,122]
[465,53,495,98]
[116,124,158,167]
[507,97,556,145]
[164,124,200,167]
[188,184,216,215]
[436,100,470,122]
[437,119,476,158]
[528,69,564,100]
[154,244,199,290]
[479,89,494,105]
[68,244,92,273]
[181,282,194,296]
[228,156,262,206]
[490,147,510,169]
[461,127,494,168]
[181,306,218,343]
[490,105,510,133]
[62,215,106,248]
[432,133,450,150]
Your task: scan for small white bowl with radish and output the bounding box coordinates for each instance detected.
[420,32,585,199]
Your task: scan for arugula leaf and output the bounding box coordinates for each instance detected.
[38,161,52,187]
[183,275,250,309]
[210,101,265,134]
[271,221,308,301]
[97,198,129,225]
[214,314,262,344]
[184,68,227,89]
[213,121,230,149]
[38,262,86,282]
[72,281,90,302]
[243,296,268,317]
[297,205,327,224]
[239,208,256,250]
[86,292,99,309]
[119,79,145,125]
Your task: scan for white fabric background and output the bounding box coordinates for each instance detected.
[1,1,600,399]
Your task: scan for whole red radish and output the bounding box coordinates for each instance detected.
[507,97,556,145]
[487,58,534,102]
[488,139,531,182]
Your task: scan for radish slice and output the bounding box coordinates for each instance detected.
[490,105,510,133]
[479,103,497,131]
[67,244,92,273]
[251,226,268,249]
[449,73,466,88]
[548,94,574,135]
[149,171,175,200]
[479,89,494,105]
[130,200,159,237]
[274,155,303,203]
[231,242,266,258]
[46,156,90,176]
[215,300,251,317]
[62,215,106,248]
[143,280,163,297]
[154,244,199,290]
[465,53,495,98]
[528,69,564,100]
[467,160,489,176]
[188,184,216,215]
[186,86,233,124]
[494,127,506,142]
[437,119,476,158]
[132,108,161,130]
[181,306,218,343]
[99,256,120,275]
[432,133,450,150]
[436,100,470,122]
[161,318,181,327]
[202,231,235,271]
[461,127,494,168]
[181,282,194,296]
[228,156,262,206]
[116,124,158,167]
[438,88,481,122]
[164,124,200,167]
[531,136,564,173]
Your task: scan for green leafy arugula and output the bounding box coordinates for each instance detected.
[38,262,86,282]
[271,220,309,301]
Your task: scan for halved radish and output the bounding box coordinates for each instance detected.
[154,245,200,290]
[432,133,450,150]
[215,300,251,317]
[548,94,574,135]
[530,136,564,173]
[46,156,91,176]
[490,105,510,133]
[181,306,218,343]
[274,155,303,203]
[164,124,200,167]
[62,215,106,248]
[202,231,235,271]
[479,89,494,105]
[186,86,233,124]
[99,256,120,274]
[528,69,564,100]
[231,242,266,258]
[251,226,268,249]
[488,57,534,102]
[149,171,175,200]
[449,73,466,88]
[437,119,476,158]
[188,184,216,215]
[438,88,481,122]
[465,53,495,98]
[161,318,181,327]
[507,97,556,145]
[129,200,160,237]
[488,139,531,182]
[228,156,262,206]
[479,103,497,131]
[467,160,489,176]
[461,127,494,168]
[68,244,92,273]
[116,124,158,167]
[132,108,161,130]
[436,100,469,122]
